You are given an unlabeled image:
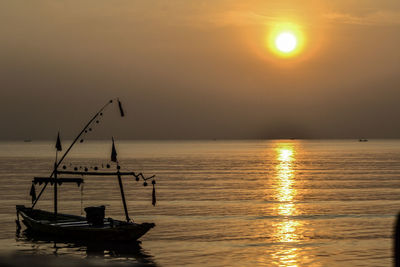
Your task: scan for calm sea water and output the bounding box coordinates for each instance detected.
[0,140,399,266]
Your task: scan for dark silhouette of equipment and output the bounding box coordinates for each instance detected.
[84,206,105,226]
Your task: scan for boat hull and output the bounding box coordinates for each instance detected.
[16,205,155,242]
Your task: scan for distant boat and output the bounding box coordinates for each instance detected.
[358,139,368,142]
[16,99,157,242]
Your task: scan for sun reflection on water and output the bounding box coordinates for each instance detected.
[271,142,302,266]
[274,144,297,213]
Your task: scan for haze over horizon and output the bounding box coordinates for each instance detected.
[1,1,400,140]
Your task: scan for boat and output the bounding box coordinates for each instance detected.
[16,205,155,241]
[16,99,157,242]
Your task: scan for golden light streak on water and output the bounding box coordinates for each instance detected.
[275,143,297,212]
[274,220,302,243]
[271,142,302,266]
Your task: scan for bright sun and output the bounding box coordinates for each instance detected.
[275,32,297,53]
[267,23,305,58]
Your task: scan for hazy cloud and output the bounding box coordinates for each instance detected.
[323,10,400,25]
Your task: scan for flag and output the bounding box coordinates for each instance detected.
[55,131,62,151]
[30,183,36,204]
[111,137,117,162]
[152,183,156,206]
[118,100,125,117]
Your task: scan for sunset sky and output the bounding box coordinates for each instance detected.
[1,1,400,139]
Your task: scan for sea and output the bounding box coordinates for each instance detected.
[0,140,399,266]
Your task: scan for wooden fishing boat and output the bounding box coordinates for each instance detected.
[16,99,157,242]
[16,205,154,241]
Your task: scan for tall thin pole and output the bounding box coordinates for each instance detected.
[32,99,115,208]
[117,170,130,222]
[54,152,58,218]
[55,100,113,170]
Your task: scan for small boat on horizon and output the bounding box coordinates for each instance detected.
[358,139,368,142]
[16,99,157,242]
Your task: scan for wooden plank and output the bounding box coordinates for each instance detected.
[57,171,125,176]
[56,171,155,180]
[50,221,88,226]
[51,221,112,228]
[50,220,112,226]
[33,177,84,184]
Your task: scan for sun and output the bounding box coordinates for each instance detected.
[275,32,297,53]
[267,23,305,58]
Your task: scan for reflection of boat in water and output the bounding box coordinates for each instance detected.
[16,229,156,265]
[16,99,157,242]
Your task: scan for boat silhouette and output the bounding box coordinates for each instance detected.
[16,99,157,242]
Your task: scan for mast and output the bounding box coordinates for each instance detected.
[54,162,58,217]
[112,137,131,222]
[32,99,122,209]
[54,134,61,218]
[117,169,131,222]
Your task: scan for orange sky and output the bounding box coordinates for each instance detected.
[1,1,400,139]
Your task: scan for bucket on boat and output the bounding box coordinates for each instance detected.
[84,206,105,226]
